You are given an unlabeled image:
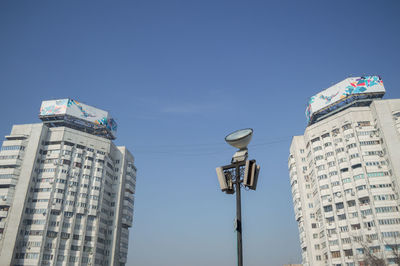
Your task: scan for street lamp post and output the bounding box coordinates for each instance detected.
[216,129,260,266]
[234,162,243,266]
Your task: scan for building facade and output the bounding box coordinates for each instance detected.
[289,77,400,265]
[0,99,136,265]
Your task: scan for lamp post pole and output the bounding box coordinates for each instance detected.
[235,163,243,266]
[216,128,259,266]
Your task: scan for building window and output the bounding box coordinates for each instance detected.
[331,251,340,258]
[342,178,351,184]
[342,237,351,244]
[311,137,320,143]
[347,200,356,207]
[336,202,344,210]
[351,163,362,169]
[351,224,361,230]
[344,249,353,256]
[342,123,352,130]
[324,142,332,147]
[356,185,366,191]
[340,226,349,232]
[311,223,317,228]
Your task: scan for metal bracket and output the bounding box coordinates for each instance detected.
[231,149,248,163]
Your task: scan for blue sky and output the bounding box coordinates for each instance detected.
[1,1,400,265]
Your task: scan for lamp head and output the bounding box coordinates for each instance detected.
[225,128,253,150]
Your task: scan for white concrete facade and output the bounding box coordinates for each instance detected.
[0,123,136,265]
[289,99,400,266]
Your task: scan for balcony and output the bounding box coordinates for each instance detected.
[351,160,363,170]
[70,169,81,177]
[311,141,322,149]
[332,186,341,194]
[51,203,62,211]
[92,180,101,188]
[73,156,82,163]
[91,189,100,197]
[96,154,105,160]
[123,200,134,211]
[64,206,74,212]
[0,177,17,186]
[315,160,325,167]
[122,217,133,227]
[60,154,71,161]
[326,223,336,230]
[55,182,66,190]
[88,209,97,216]
[0,150,24,159]
[122,208,132,217]
[295,211,302,221]
[334,196,344,204]
[338,160,349,169]
[342,183,353,192]
[68,185,77,193]
[84,159,93,166]
[336,207,345,214]
[82,169,91,176]
[76,207,86,214]
[355,178,367,187]
[321,198,331,206]
[0,158,21,167]
[63,145,73,151]
[0,167,21,176]
[347,206,356,213]
[347,144,358,153]
[349,217,359,224]
[291,183,299,194]
[329,243,340,252]
[324,211,334,218]
[126,173,135,184]
[357,189,369,198]
[0,196,12,206]
[119,256,127,264]
[342,242,352,250]
[125,182,135,194]
[328,233,338,241]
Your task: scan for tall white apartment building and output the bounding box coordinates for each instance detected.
[289,76,400,266]
[0,99,136,266]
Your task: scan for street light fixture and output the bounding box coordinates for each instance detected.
[225,128,253,149]
[216,128,260,266]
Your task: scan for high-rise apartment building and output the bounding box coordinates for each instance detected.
[289,76,400,265]
[0,99,136,266]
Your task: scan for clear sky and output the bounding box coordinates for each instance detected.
[1,1,400,265]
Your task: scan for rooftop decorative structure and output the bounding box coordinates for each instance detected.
[306,76,385,125]
[39,99,117,139]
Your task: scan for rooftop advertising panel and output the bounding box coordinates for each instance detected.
[305,76,385,122]
[40,99,69,116]
[40,99,117,138]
